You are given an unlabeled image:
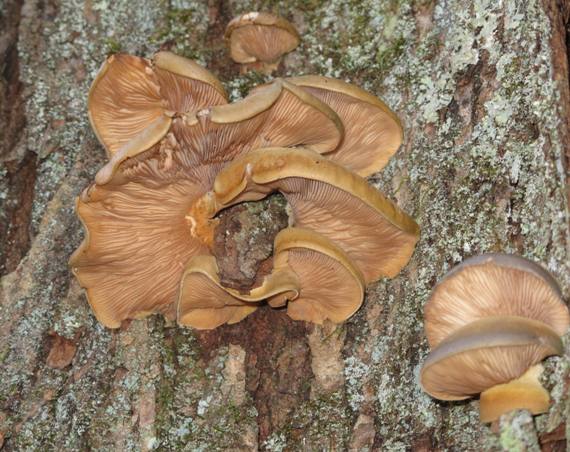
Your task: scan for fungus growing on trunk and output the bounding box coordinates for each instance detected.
[71,50,417,329]
[285,76,404,176]
[225,12,300,73]
[420,254,570,422]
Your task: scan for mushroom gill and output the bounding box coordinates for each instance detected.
[88,51,228,158]
[420,254,570,422]
[424,254,570,347]
[225,12,300,73]
[195,147,419,283]
[285,75,404,176]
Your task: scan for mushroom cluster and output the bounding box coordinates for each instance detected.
[70,50,419,329]
[420,254,570,422]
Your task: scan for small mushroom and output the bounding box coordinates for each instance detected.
[225,12,300,73]
[424,254,570,347]
[285,76,404,176]
[190,147,419,283]
[177,227,365,328]
[420,254,570,422]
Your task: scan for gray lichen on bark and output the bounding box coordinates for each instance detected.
[0,0,569,450]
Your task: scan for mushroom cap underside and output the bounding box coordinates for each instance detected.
[177,227,365,327]
[208,146,419,283]
[420,316,563,401]
[424,254,570,348]
[284,75,404,176]
[225,12,300,64]
[88,52,227,158]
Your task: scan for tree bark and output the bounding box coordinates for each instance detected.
[1,0,569,450]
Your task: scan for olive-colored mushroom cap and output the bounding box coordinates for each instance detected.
[420,316,563,401]
[285,75,404,177]
[225,12,300,68]
[88,51,227,160]
[196,147,419,283]
[424,254,570,348]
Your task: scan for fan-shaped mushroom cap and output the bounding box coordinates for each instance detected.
[177,255,298,329]
[196,147,419,282]
[88,51,227,159]
[285,76,404,176]
[69,135,222,328]
[225,12,300,70]
[269,228,366,324]
[424,254,570,348]
[177,79,343,163]
[420,316,563,401]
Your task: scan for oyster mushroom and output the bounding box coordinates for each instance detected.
[71,63,345,328]
[424,254,570,347]
[88,51,227,158]
[190,147,419,283]
[225,12,300,73]
[177,227,365,328]
[420,254,570,422]
[285,75,404,176]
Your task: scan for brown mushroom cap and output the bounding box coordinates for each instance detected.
[95,78,343,186]
[177,227,364,327]
[201,147,419,283]
[225,12,300,65]
[69,138,221,328]
[269,227,366,324]
[177,255,297,329]
[420,316,563,401]
[176,79,343,164]
[424,254,570,348]
[285,76,404,176]
[88,51,227,159]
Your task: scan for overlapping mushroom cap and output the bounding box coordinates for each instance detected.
[420,254,570,422]
[71,50,417,328]
[424,254,570,347]
[192,147,419,283]
[178,228,366,328]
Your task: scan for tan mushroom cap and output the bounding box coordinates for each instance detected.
[269,228,366,324]
[177,255,298,329]
[69,137,221,327]
[424,254,570,348]
[178,228,364,327]
[176,79,343,165]
[202,147,419,283]
[96,78,343,186]
[420,316,563,401]
[285,76,404,176]
[225,12,300,65]
[88,51,227,159]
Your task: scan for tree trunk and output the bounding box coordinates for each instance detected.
[1,0,569,450]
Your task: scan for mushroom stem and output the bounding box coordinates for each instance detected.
[479,364,550,423]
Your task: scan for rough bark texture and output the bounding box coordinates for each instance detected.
[1,0,569,450]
